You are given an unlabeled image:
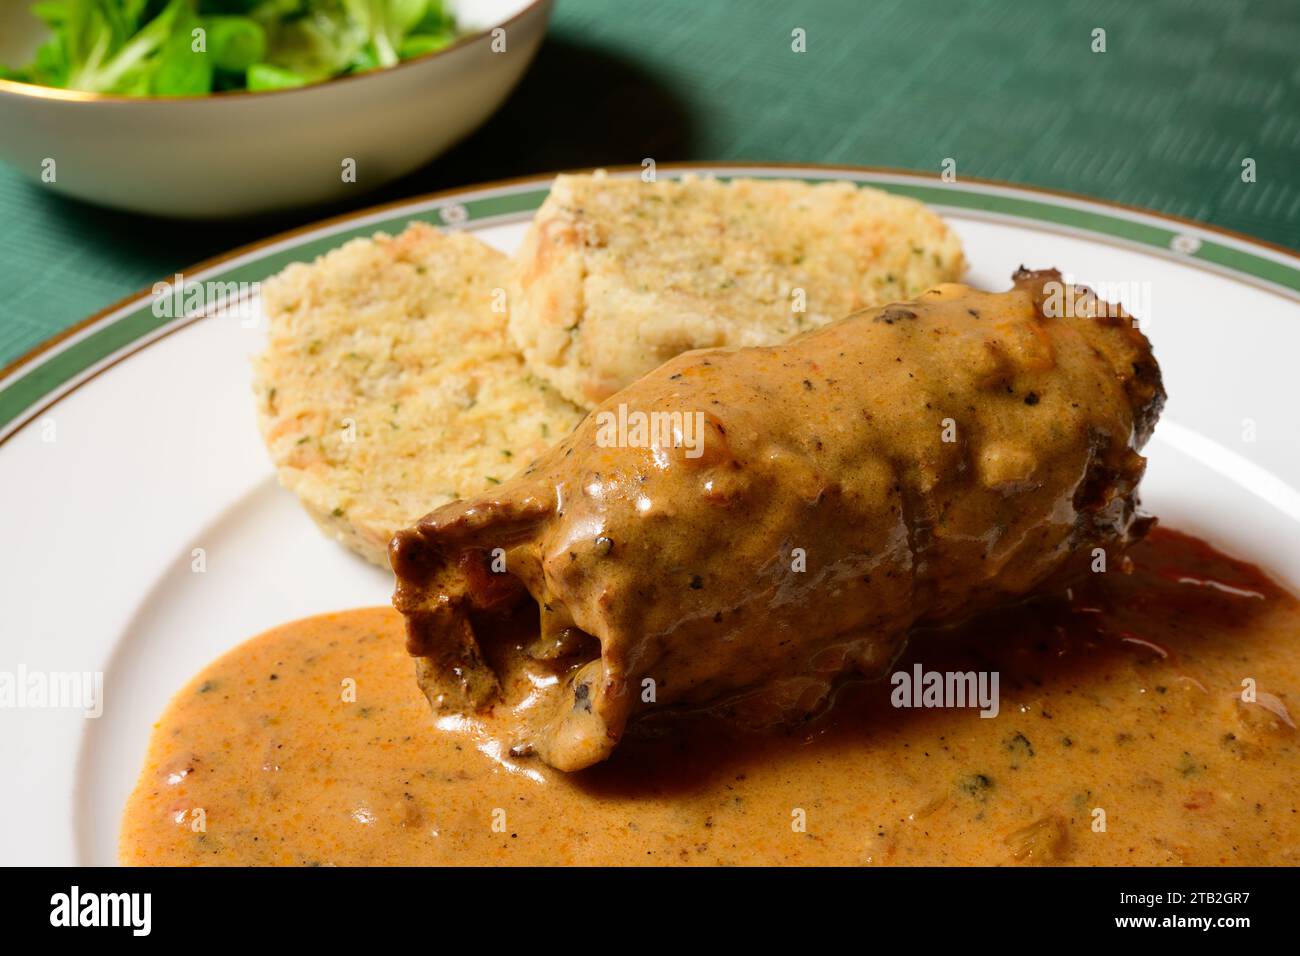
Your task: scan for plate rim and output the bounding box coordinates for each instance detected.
[3,160,1298,446]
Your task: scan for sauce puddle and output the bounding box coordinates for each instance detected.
[121,528,1300,865]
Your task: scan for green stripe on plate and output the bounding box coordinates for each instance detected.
[1,173,1297,436]
[884,183,1300,294]
[0,188,550,435]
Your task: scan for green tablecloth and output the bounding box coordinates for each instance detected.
[2,0,1297,367]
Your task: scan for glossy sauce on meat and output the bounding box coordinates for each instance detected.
[392,273,1164,771]
[121,528,1299,866]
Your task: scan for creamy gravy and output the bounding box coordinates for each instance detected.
[121,528,1299,866]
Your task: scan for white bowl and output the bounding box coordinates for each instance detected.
[0,0,551,218]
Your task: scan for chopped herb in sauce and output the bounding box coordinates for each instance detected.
[957,773,994,801]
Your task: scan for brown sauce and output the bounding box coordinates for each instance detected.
[120,528,1299,866]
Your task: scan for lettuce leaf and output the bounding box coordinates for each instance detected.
[4,0,457,94]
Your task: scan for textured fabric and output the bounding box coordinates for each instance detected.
[2,0,1297,366]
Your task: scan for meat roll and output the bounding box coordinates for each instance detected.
[391,269,1164,771]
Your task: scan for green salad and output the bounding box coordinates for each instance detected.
[2,1,459,95]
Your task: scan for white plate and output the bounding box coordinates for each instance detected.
[1,165,1298,866]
